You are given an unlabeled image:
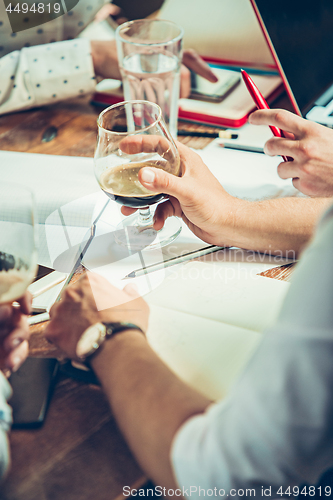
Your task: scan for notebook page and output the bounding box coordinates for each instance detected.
[147,304,262,401]
[146,261,290,333]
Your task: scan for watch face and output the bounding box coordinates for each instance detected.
[76,323,106,359]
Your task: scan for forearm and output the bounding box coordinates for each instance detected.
[91,329,211,488]
[221,196,330,255]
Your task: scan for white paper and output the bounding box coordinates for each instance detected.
[146,261,290,333]
[147,304,262,400]
[0,151,106,266]
[196,138,301,201]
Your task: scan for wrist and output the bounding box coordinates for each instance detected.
[90,328,146,373]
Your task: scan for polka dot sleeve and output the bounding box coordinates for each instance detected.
[0,38,96,115]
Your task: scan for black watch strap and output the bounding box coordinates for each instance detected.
[104,322,144,338]
[85,322,144,367]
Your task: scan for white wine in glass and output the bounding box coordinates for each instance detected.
[0,184,37,304]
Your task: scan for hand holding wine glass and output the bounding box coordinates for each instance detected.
[121,141,238,247]
[0,184,37,373]
[94,100,182,250]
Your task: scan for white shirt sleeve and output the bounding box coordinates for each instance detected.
[0,371,12,480]
[0,38,96,115]
[172,204,333,496]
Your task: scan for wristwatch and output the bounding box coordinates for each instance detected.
[76,322,144,364]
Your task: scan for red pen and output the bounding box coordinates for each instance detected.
[241,69,292,162]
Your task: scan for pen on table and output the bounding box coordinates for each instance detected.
[241,69,293,162]
[177,130,238,139]
[123,245,224,279]
[218,143,264,154]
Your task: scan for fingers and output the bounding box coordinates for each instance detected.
[94,4,121,22]
[2,312,30,371]
[180,65,191,98]
[5,340,29,372]
[153,198,182,230]
[0,305,11,323]
[2,317,30,353]
[0,291,31,325]
[264,137,297,158]
[17,291,32,315]
[121,206,137,216]
[276,160,301,180]
[138,167,187,201]
[123,283,140,298]
[249,109,306,137]
[119,135,175,161]
[182,49,218,83]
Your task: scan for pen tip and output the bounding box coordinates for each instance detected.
[123,272,135,279]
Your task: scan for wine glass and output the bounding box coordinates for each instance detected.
[0,183,37,305]
[94,100,182,250]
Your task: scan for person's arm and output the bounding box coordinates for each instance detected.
[44,273,211,490]
[171,202,333,494]
[92,331,211,490]
[0,39,97,115]
[120,139,331,256]
[249,109,333,197]
[46,205,333,494]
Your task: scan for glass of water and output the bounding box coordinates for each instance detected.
[116,19,184,139]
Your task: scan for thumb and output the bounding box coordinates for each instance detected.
[123,283,140,298]
[139,167,185,200]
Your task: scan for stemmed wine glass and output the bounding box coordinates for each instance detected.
[94,100,182,250]
[0,183,37,305]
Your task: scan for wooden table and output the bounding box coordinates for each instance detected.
[0,95,294,500]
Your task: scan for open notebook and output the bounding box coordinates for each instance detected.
[145,261,290,401]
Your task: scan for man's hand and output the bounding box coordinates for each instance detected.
[94,3,127,25]
[180,49,218,98]
[249,109,333,197]
[91,40,122,80]
[90,41,217,98]
[45,273,149,360]
[0,292,32,373]
[120,138,238,247]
